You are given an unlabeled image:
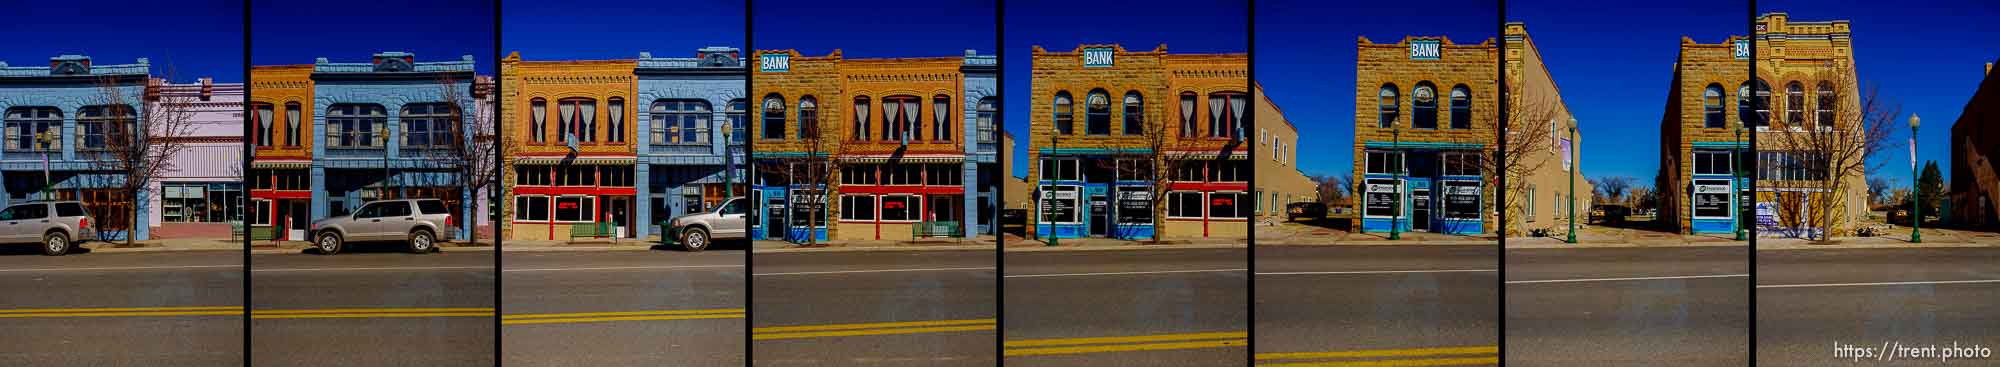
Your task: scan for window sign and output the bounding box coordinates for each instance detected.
[1115,188,1151,225]
[760,53,790,72]
[1409,40,1441,60]
[1734,40,1750,60]
[1692,179,1732,219]
[1082,47,1114,68]
[1443,181,1480,220]
[1364,178,1401,217]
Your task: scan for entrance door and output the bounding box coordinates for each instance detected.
[285,201,308,240]
[1088,193,1109,237]
[762,192,786,240]
[606,197,631,238]
[1411,188,1432,231]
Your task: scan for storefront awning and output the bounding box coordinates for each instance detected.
[513,157,638,165]
[251,161,310,169]
[838,156,965,164]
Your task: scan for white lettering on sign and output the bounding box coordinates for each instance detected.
[1733,40,1750,60]
[1448,185,1480,195]
[1368,184,1397,193]
[1695,184,1731,194]
[761,54,790,72]
[1409,40,1441,60]
[1082,48,1114,67]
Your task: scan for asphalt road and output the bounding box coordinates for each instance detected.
[251,249,495,367]
[751,249,996,366]
[1004,248,1249,367]
[502,249,744,366]
[1254,245,1498,366]
[1505,246,1749,366]
[1756,248,2000,366]
[0,249,243,367]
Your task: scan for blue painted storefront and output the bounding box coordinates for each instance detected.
[635,48,746,240]
[308,53,478,239]
[1356,143,1487,236]
[1688,142,1749,235]
[0,55,153,240]
[961,51,998,237]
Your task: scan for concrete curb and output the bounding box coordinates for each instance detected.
[1504,242,1747,249]
[501,245,662,252]
[80,247,242,254]
[754,244,996,253]
[249,245,495,255]
[1755,242,2000,250]
[1257,242,1495,246]
[1001,243,1246,252]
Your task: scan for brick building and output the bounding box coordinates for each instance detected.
[1504,23,1592,236]
[1251,83,1316,219]
[0,55,157,240]
[1750,13,1869,237]
[750,49,998,242]
[1352,35,1500,236]
[248,52,486,241]
[1948,61,1999,228]
[1027,45,1249,240]
[1656,29,1754,236]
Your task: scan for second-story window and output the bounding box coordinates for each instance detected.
[1123,92,1143,135]
[883,96,918,142]
[1449,85,1471,129]
[530,98,547,143]
[401,103,457,149]
[1378,84,1399,129]
[762,94,786,140]
[851,96,871,141]
[976,97,997,145]
[1412,82,1437,129]
[78,105,134,151]
[556,98,596,144]
[327,104,386,148]
[1085,90,1110,135]
[1179,92,1197,137]
[1815,81,1835,129]
[1053,92,1073,135]
[607,97,625,143]
[1209,92,1245,139]
[1704,84,1726,128]
[1785,82,1804,127]
[798,96,820,140]
[252,103,275,148]
[285,102,302,147]
[650,100,709,145]
[727,99,747,143]
[932,95,951,141]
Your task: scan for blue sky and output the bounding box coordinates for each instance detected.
[504,2,743,60]
[1005,0,1249,177]
[252,0,494,73]
[0,0,243,82]
[1508,0,1742,183]
[754,0,994,58]
[1257,0,1495,179]
[1761,0,2000,188]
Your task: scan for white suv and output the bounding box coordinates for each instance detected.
[308,199,454,254]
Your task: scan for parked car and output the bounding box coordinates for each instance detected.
[309,199,454,255]
[0,201,97,256]
[1590,205,1631,223]
[1286,202,1328,221]
[999,209,1028,235]
[663,197,747,252]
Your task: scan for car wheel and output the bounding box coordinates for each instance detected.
[682,228,709,252]
[407,230,434,254]
[41,232,70,256]
[316,232,344,255]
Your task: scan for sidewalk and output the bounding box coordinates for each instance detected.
[1756,225,2000,250]
[502,237,665,252]
[248,238,494,254]
[1256,221,1495,245]
[81,237,241,253]
[1506,227,1745,248]
[753,235,998,252]
[1001,236,1247,252]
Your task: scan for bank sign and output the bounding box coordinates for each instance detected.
[761,53,790,72]
[1733,40,1750,60]
[1409,40,1441,60]
[1082,47,1114,68]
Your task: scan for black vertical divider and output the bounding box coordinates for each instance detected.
[993,1,1007,366]
[1494,0,1509,363]
[744,1,756,366]
[1244,1,1258,366]
[492,0,506,364]
[241,0,254,364]
[1746,0,1759,362]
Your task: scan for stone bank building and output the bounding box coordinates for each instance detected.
[1748,13,1869,237]
[1353,35,1497,236]
[1656,28,1756,236]
[750,49,999,242]
[1027,45,1249,240]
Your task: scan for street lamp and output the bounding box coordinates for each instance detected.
[1910,113,1922,243]
[1735,126,1746,241]
[1390,125,1402,241]
[1566,122,1578,244]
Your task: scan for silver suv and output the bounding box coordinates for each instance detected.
[664,197,746,251]
[309,199,454,254]
[0,201,96,256]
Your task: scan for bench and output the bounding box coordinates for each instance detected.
[568,222,612,243]
[228,221,244,241]
[248,227,279,241]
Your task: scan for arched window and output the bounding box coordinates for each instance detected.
[401,103,457,149]
[1377,84,1399,128]
[1179,92,1198,137]
[761,94,786,140]
[529,98,547,143]
[1449,85,1471,129]
[556,98,595,143]
[606,97,625,143]
[1740,80,1771,127]
[649,99,709,145]
[1815,81,1835,128]
[251,103,274,148]
[1703,84,1726,128]
[883,96,919,142]
[285,102,302,147]
[4,107,60,152]
[327,104,386,148]
[1123,92,1144,135]
[726,99,747,143]
[798,96,819,139]
[1412,82,1437,129]
[78,105,134,150]
[851,96,871,141]
[976,97,997,144]
[932,95,951,141]
[1053,92,1074,135]
[1209,92,1246,139]
[1785,81,1804,127]
[1085,89,1111,135]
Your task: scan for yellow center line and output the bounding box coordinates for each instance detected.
[751,318,996,333]
[503,308,745,319]
[504,313,744,325]
[1004,339,1248,357]
[252,308,495,315]
[1256,357,1499,367]
[0,306,242,314]
[251,308,496,319]
[753,324,995,340]
[1256,346,1499,360]
[1004,331,1249,348]
[0,306,244,318]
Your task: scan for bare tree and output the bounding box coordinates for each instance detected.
[84,71,202,245]
[1311,174,1349,206]
[1488,90,1565,235]
[755,111,836,246]
[1866,176,1891,207]
[1594,176,1635,206]
[1628,185,1655,211]
[1760,63,1898,241]
[407,74,498,242]
[1099,103,1214,243]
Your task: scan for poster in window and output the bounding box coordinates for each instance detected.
[1116,189,1151,224]
[790,190,824,226]
[1040,186,1077,223]
[1692,181,1731,218]
[1364,180,1399,217]
[1444,182,1480,219]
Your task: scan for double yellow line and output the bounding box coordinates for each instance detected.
[1255,346,1499,366]
[753,318,995,340]
[0,306,242,318]
[1004,331,1247,357]
[504,308,744,325]
[252,307,495,319]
